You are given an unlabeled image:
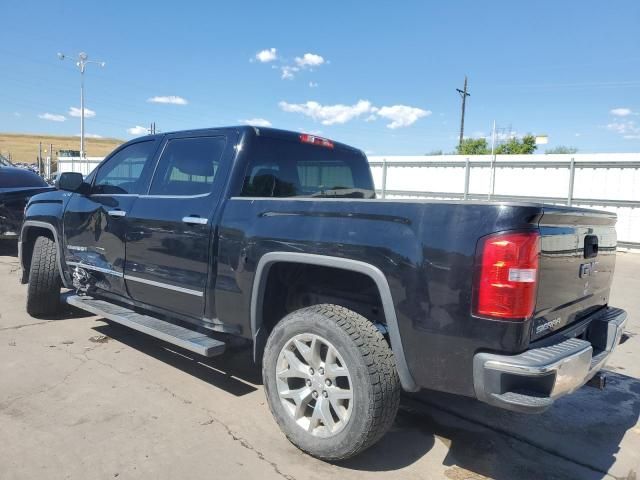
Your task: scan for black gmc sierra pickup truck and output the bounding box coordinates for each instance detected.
[19,126,627,460]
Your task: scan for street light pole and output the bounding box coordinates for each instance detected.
[80,60,85,160]
[58,52,105,173]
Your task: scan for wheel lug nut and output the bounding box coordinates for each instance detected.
[312,391,318,399]
[325,379,332,386]
[318,367,324,375]
[309,368,314,375]
[306,379,312,387]
[322,391,328,398]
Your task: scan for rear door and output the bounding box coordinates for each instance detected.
[62,139,159,297]
[123,132,232,319]
[532,206,617,340]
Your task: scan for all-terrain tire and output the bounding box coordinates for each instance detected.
[262,304,400,461]
[26,235,61,317]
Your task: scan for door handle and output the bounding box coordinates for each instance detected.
[182,216,208,225]
[108,209,127,218]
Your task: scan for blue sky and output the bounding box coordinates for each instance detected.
[1,0,639,154]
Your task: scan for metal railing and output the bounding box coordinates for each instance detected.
[370,156,640,208]
[369,154,640,248]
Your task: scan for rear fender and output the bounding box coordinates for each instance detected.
[250,251,418,392]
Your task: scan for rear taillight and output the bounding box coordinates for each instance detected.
[299,133,334,148]
[473,231,540,320]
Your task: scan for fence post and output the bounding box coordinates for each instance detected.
[567,157,575,206]
[381,158,388,199]
[463,157,470,200]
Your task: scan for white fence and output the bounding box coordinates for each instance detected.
[56,153,640,245]
[56,157,103,177]
[369,153,640,246]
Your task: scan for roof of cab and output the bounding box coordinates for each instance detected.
[135,126,363,154]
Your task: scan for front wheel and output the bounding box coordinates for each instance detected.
[262,304,400,460]
[26,235,61,318]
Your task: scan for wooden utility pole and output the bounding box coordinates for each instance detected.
[457,76,471,147]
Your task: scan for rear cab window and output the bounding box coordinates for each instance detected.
[240,135,375,198]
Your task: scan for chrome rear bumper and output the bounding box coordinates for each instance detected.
[473,307,627,413]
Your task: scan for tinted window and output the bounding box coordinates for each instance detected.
[241,136,374,198]
[149,136,226,196]
[93,141,157,194]
[0,168,47,188]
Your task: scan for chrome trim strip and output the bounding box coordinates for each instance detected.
[107,210,127,217]
[66,261,124,278]
[139,193,211,199]
[123,274,204,297]
[90,194,139,197]
[182,216,208,225]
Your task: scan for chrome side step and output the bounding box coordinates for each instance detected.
[65,294,226,357]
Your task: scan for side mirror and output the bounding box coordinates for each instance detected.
[56,172,85,193]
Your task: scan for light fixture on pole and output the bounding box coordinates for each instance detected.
[57,52,105,173]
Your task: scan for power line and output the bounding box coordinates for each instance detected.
[456,75,470,147]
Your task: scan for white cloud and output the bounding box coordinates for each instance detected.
[75,133,103,138]
[147,95,188,105]
[309,81,318,88]
[254,48,277,63]
[279,100,375,125]
[68,106,96,118]
[610,107,633,117]
[295,53,325,68]
[38,112,66,122]
[606,120,640,139]
[376,105,431,129]
[279,99,431,128]
[254,50,325,80]
[127,125,149,135]
[281,65,299,80]
[240,118,272,127]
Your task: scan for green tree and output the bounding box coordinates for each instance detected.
[545,146,578,154]
[456,138,490,155]
[494,134,537,154]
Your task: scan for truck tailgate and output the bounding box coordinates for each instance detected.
[531,206,617,341]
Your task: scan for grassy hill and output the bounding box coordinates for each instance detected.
[0,133,124,164]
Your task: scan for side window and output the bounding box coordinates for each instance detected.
[242,163,299,197]
[93,141,157,195]
[149,136,226,196]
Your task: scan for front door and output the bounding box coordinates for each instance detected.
[62,139,160,296]
[124,132,231,319]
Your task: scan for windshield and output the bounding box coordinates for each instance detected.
[240,136,375,198]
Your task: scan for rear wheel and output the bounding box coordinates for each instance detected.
[262,304,400,460]
[26,235,61,317]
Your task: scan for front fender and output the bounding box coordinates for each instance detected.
[19,190,73,287]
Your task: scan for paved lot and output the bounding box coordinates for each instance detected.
[0,241,638,480]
